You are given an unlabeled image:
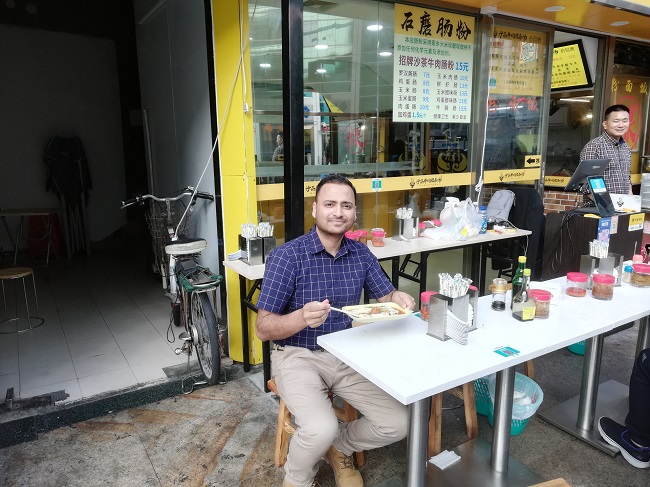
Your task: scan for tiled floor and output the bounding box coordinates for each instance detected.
[0,250,195,406]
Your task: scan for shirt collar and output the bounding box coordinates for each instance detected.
[602,131,624,146]
[305,225,351,258]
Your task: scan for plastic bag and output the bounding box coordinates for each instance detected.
[487,372,544,420]
[437,198,482,240]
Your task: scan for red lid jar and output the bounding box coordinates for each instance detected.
[631,263,650,287]
[419,291,437,321]
[592,273,615,300]
[529,289,552,319]
[566,272,588,297]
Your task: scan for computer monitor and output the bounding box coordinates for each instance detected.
[564,159,610,191]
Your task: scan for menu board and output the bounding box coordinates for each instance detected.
[489,26,546,97]
[551,40,592,91]
[393,3,475,123]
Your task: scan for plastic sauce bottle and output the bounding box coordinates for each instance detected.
[510,256,527,309]
[512,268,535,321]
[478,206,488,234]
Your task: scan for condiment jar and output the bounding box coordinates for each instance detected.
[529,289,551,319]
[491,278,507,311]
[371,228,386,247]
[592,273,615,300]
[357,229,368,245]
[566,272,588,297]
[630,263,650,288]
[623,264,633,283]
[345,230,360,241]
[420,291,437,321]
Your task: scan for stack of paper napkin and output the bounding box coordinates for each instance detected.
[429,450,461,469]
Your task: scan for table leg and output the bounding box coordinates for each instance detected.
[240,275,250,373]
[576,334,604,431]
[490,366,515,472]
[406,398,429,487]
[391,256,400,289]
[636,316,650,357]
[419,252,430,297]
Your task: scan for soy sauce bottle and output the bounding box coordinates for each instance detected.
[510,255,527,310]
[512,268,535,322]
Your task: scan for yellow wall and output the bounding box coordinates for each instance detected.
[212,0,262,364]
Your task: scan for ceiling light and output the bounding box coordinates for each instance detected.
[379,51,392,57]
[610,20,630,26]
[367,24,383,31]
[314,43,328,50]
[316,67,327,74]
[260,62,271,68]
[544,6,565,12]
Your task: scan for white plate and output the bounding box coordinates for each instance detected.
[343,302,412,324]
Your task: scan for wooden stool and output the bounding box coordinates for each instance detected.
[427,360,535,458]
[0,267,44,334]
[267,378,366,468]
[529,478,571,487]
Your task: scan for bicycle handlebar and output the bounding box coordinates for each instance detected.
[120,187,213,209]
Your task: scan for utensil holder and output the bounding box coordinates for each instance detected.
[262,236,276,263]
[579,253,624,287]
[392,217,419,241]
[427,293,477,341]
[239,235,263,266]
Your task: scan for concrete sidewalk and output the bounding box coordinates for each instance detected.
[1,324,648,487]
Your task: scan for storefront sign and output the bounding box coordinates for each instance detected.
[393,4,475,123]
[551,41,592,92]
[629,213,644,232]
[544,175,570,188]
[489,26,546,97]
[484,168,540,184]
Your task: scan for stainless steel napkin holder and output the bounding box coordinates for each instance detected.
[262,236,276,263]
[579,252,624,287]
[427,290,477,341]
[239,235,263,266]
[392,217,419,241]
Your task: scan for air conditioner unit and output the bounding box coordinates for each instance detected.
[549,105,568,127]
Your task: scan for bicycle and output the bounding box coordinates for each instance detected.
[121,187,224,390]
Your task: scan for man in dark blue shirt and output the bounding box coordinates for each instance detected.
[256,175,414,487]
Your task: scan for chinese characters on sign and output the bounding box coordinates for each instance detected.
[611,75,649,152]
[489,26,546,97]
[393,4,475,123]
[551,41,592,91]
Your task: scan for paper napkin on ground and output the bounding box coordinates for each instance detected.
[429,450,461,470]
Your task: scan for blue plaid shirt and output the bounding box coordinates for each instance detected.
[256,226,394,349]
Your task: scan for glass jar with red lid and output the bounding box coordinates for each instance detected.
[592,273,615,300]
[566,272,588,297]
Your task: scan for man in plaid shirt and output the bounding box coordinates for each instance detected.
[579,104,632,195]
[256,175,415,487]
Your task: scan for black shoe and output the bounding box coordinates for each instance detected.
[598,417,650,469]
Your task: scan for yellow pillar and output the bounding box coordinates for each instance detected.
[212,0,262,364]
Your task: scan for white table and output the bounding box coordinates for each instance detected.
[223,229,531,391]
[317,282,650,486]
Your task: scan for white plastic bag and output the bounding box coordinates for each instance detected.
[487,372,544,420]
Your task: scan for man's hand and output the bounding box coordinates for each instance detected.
[302,299,331,328]
[381,290,415,310]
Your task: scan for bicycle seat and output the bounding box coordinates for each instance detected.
[165,237,207,255]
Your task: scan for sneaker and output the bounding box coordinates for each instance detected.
[325,446,363,487]
[598,417,650,469]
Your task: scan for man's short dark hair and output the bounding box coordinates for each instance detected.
[315,174,357,203]
[605,104,629,118]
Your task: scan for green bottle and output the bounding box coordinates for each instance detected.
[510,255,527,310]
[512,268,535,322]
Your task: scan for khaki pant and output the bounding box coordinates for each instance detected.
[272,346,409,487]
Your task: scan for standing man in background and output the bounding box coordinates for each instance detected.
[579,104,632,194]
[272,132,285,161]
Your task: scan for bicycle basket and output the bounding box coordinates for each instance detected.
[145,200,193,281]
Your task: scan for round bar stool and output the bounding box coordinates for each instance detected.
[0,267,44,334]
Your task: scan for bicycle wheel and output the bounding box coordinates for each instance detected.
[190,292,220,385]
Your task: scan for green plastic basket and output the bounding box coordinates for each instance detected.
[474,377,491,416]
[568,340,586,355]
[488,409,530,436]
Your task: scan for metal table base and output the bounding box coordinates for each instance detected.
[538,379,629,455]
[378,439,543,487]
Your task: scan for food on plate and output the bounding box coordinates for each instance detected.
[347,304,406,318]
